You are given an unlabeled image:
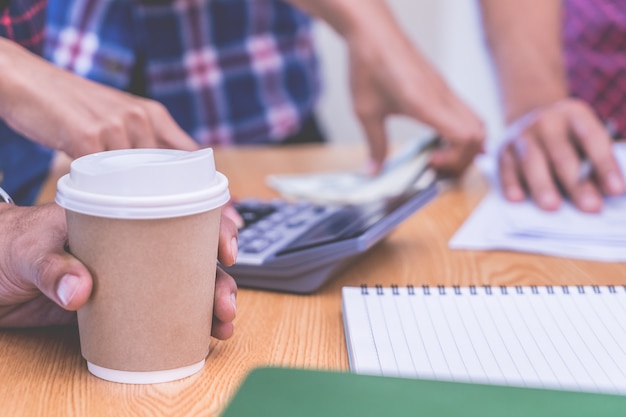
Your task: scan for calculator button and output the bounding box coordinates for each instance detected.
[281,205,301,216]
[286,217,308,228]
[253,220,276,232]
[267,212,288,223]
[236,203,277,227]
[241,238,272,253]
[239,228,260,240]
[263,230,283,243]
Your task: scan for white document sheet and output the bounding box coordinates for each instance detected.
[449,144,626,262]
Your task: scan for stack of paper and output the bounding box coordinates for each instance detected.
[450,144,626,262]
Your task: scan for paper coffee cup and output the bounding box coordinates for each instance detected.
[56,148,229,384]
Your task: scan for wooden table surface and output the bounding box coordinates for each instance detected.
[3,144,625,416]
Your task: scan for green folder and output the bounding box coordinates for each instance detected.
[221,367,626,417]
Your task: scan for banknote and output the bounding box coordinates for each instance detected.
[266,137,439,205]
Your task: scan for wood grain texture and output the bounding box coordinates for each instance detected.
[6,143,625,416]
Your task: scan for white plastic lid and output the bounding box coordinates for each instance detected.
[56,148,230,219]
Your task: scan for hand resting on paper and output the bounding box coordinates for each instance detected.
[0,203,238,338]
[498,99,626,213]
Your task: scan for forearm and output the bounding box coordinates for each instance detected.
[286,0,436,98]
[0,37,30,124]
[283,0,401,44]
[0,36,200,158]
[479,0,568,123]
[0,37,58,131]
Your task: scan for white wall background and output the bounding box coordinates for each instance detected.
[312,0,504,148]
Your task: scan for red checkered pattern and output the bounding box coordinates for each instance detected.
[45,0,320,146]
[0,0,47,53]
[563,0,626,138]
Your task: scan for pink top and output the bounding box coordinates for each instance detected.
[563,0,626,138]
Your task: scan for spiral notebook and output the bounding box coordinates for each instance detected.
[341,284,626,395]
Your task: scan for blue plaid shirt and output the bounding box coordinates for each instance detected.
[45,0,321,146]
[0,0,54,205]
[1,0,320,205]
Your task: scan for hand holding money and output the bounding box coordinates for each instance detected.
[267,137,439,205]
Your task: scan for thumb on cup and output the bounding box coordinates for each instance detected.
[31,251,93,311]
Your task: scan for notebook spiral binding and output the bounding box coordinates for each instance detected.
[358,284,623,296]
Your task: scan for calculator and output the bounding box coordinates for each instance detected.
[221,180,438,293]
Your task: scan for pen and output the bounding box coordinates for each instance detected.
[577,159,593,183]
[0,186,13,204]
[576,120,618,183]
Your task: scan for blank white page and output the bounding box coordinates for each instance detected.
[341,285,626,395]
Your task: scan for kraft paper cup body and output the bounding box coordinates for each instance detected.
[56,148,229,384]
